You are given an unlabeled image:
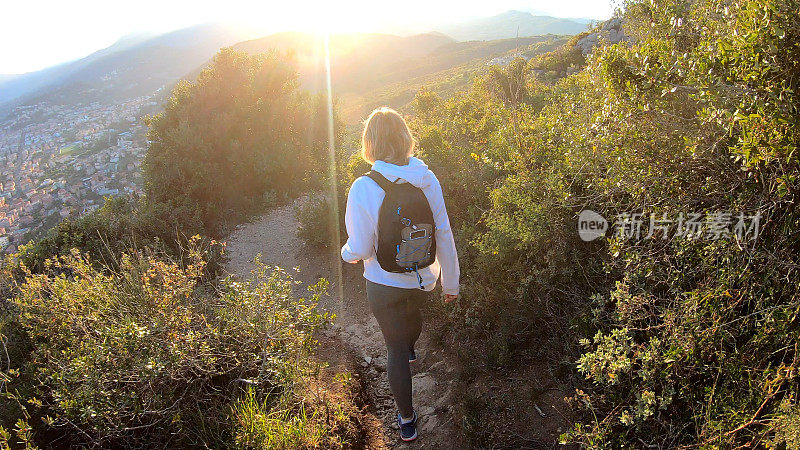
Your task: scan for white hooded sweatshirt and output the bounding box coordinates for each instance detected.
[340,157,460,295]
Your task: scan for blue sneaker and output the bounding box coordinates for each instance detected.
[409,349,418,363]
[397,410,418,442]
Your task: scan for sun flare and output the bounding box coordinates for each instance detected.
[251,2,375,34]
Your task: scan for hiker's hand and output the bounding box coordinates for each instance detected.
[444,294,458,303]
[346,260,358,264]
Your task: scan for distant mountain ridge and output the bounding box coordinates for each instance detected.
[0,10,594,117]
[229,31,457,94]
[435,10,589,41]
[0,23,256,112]
[220,31,562,122]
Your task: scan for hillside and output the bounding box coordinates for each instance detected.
[231,32,455,93]
[0,10,591,118]
[0,23,256,112]
[223,199,498,447]
[225,32,564,122]
[338,37,568,121]
[436,10,589,41]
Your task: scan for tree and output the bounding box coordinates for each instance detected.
[143,48,333,233]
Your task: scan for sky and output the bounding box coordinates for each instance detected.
[0,0,616,74]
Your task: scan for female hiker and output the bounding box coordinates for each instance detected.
[341,107,460,442]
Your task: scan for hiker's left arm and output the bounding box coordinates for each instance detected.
[428,175,460,297]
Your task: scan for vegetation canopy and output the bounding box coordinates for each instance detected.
[144,48,333,234]
[3,0,800,446]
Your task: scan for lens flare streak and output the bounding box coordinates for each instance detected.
[324,33,345,312]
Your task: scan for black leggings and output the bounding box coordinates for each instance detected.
[366,280,425,418]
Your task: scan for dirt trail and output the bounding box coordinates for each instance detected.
[224,199,462,448]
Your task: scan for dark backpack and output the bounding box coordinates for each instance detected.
[364,170,436,286]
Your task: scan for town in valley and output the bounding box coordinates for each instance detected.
[0,94,161,254]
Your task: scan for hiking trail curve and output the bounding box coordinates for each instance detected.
[223,198,462,448]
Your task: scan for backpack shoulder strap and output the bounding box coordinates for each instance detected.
[363,170,395,192]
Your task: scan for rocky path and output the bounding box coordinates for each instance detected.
[223,199,462,448]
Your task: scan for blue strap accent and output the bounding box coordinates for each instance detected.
[396,239,429,262]
[413,264,424,290]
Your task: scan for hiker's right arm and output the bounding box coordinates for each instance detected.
[341,178,376,264]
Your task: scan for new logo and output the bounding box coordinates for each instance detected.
[578,209,608,241]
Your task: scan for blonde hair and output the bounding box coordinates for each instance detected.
[361,107,415,165]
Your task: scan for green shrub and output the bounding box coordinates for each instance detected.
[296,144,367,249]
[232,374,360,450]
[409,0,800,446]
[296,194,339,249]
[144,48,340,234]
[1,241,338,447]
[14,197,224,278]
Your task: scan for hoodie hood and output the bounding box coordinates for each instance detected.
[371,157,434,189]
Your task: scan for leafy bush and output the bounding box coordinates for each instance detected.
[556,0,800,446]
[232,373,362,449]
[296,143,368,249]
[528,31,589,81]
[409,0,800,446]
[144,48,338,234]
[296,194,339,249]
[13,197,224,278]
[0,241,353,447]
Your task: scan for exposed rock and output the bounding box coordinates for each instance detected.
[412,372,437,396]
[427,360,446,373]
[345,323,361,337]
[602,17,622,31]
[418,405,435,416]
[420,414,439,433]
[575,17,630,56]
[373,356,387,372]
[434,388,452,409]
